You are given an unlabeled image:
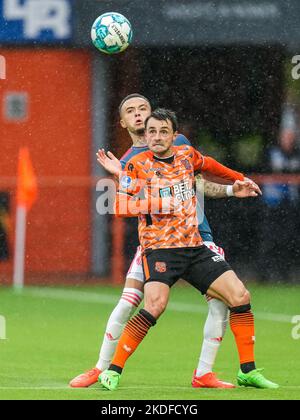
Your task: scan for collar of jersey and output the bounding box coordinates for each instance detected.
[132,145,148,150]
[153,154,175,164]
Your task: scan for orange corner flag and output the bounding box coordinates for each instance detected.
[16,148,38,211]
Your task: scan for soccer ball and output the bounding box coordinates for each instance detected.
[91,12,133,54]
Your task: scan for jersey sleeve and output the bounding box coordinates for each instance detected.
[192,148,205,171]
[201,156,244,183]
[119,161,140,194]
[192,148,244,183]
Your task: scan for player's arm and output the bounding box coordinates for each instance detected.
[180,139,242,183]
[196,175,228,198]
[179,140,253,197]
[182,141,262,196]
[196,175,261,198]
[193,150,262,195]
[199,154,245,183]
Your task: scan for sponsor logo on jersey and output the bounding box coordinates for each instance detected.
[155,262,167,273]
[159,181,195,201]
[173,180,195,202]
[159,186,172,198]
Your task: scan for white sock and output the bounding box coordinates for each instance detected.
[196,298,229,377]
[96,288,143,371]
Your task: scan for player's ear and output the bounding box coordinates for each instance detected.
[173,131,178,141]
[120,118,127,129]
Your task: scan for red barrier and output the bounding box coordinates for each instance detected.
[0,49,92,278]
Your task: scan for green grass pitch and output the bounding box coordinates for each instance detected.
[0,283,300,400]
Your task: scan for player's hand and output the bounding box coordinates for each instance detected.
[244,177,262,195]
[233,180,262,198]
[96,149,122,176]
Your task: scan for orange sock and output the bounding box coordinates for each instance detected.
[230,310,255,365]
[110,309,156,371]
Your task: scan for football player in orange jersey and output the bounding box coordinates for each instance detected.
[70,95,263,390]
[99,108,278,391]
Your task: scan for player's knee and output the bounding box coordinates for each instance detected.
[244,289,251,302]
[229,288,251,308]
[145,303,166,319]
[125,278,144,292]
[145,296,167,319]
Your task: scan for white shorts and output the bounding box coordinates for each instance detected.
[203,241,226,302]
[203,241,225,260]
[126,242,226,283]
[126,246,144,283]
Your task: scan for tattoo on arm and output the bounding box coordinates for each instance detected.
[195,175,228,199]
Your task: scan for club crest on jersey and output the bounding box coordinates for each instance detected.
[127,163,134,172]
[121,176,132,189]
[155,262,167,273]
[181,159,192,170]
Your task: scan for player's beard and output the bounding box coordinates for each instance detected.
[135,127,145,136]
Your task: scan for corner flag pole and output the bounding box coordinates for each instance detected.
[13,205,27,289]
[13,148,37,290]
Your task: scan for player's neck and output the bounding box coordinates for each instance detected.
[130,133,147,147]
[153,147,174,159]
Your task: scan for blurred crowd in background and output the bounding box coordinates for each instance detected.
[1,0,300,284]
[123,53,300,283]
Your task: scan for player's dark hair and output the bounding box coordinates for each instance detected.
[119,93,151,115]
[145,108,178,132]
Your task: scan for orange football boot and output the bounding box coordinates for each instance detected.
[192,370,235,389]
[69,368,101,388]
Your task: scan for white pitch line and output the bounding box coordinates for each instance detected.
[22,287,294,323]
[0,387,73,390]
[0,385,299,391]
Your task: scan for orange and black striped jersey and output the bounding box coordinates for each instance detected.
[115,145,244,250]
